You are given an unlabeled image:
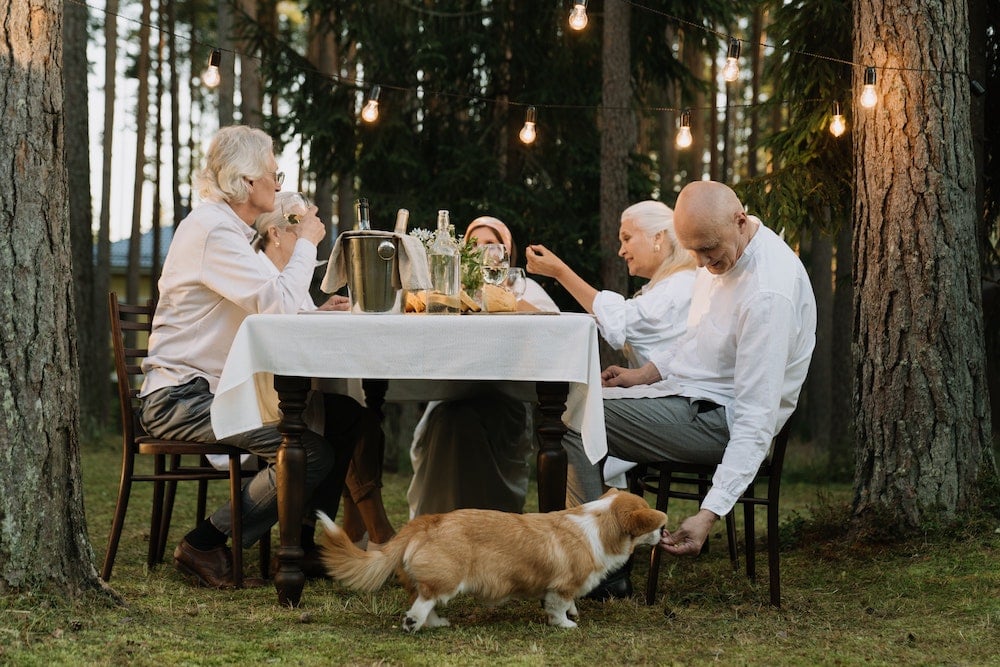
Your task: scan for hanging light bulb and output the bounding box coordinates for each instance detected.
[202,49,222,89]
[722,38,741,82]
[860,67,878,109]
[568,0,588,31]
[829,101,847,137]
[519,106,537,145]
[676,109,693,149]
[361,84,382,123]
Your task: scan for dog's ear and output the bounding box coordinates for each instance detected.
[599,488,620,499]
[623,508,667,537]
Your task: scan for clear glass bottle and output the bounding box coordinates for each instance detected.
[426,210,461,313]
[355,197,371,230]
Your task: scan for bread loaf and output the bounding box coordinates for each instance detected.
[482,284,516,312]
[404,290,426,313]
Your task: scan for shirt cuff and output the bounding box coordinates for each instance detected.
[701,487,736,518]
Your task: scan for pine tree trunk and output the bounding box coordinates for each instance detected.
[65,0,104,435]
[0,0,102,595]
[126,0,152,306]
[599,0,632,298]
[853,0,995,530]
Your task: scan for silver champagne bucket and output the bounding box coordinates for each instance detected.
[342,231,403,313]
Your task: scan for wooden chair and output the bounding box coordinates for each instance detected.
[630,418,793,607]
[101,292,268,586]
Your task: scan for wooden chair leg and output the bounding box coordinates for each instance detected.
[644,469,673,606]
[101,458,136,581]
[743,487,756,583]
[228,454,244,588]
[157,454,182,563]
[259,529,271,579]
[725,512,739,571]
[147,456,167,570]
[768,481,781,607]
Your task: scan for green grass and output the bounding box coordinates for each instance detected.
[1,432,998,666]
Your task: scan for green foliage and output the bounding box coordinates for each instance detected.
[738,0,853,244]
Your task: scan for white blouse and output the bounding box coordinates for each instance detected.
[592,269,696,368]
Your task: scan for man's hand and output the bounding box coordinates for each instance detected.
[659,509,719,556]
[601,361,661,388]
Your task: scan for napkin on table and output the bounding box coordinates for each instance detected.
[320,232,431,293]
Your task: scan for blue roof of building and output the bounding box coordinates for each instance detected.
[103,225,175,270]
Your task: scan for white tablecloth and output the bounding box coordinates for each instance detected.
[210,312,608,463]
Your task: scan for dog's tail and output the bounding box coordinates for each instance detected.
[315,511,405,593]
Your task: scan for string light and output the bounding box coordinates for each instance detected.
[361,84,381,123]
[519,106,537,145]
[829,101,846,137]
[676,109,693,149]
[722,38,741,82]
[202,49,222,89]
[859,67,878,109]
[569,0,589,31]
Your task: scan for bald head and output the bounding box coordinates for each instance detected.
[673,181,754,274]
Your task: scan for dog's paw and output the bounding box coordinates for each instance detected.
[549,616,578,629]
[568,600,579,620]
[402,615,421,633]
[425,611,451,628]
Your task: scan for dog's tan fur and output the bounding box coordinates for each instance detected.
[316,489,666,631]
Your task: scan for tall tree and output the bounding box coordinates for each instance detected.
[126,0,152,306]
[599,0,632,299]
[0,0,100,594]
[853,0,995,530]
[64,0,102,434]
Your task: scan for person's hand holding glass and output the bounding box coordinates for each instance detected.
[281,193,310,224]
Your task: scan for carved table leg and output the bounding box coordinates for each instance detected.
[273,375,310,607]
[535,381,569,512]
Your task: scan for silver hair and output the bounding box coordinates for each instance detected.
[194,126,274,204]
[621,200,696,285]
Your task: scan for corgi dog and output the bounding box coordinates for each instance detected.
[316,489,666,632]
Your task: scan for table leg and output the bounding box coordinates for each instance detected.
[535,381,569,512]
[273,375,310,607]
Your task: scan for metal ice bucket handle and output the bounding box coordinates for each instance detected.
[377,240,396,261]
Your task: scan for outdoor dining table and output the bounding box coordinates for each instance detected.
[210,310,607,607]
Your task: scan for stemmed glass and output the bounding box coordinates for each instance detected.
[480,243,510,286]
[281,193,310,224]
[506,267,527,300]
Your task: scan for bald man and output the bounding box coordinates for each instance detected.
[565,181,816,600]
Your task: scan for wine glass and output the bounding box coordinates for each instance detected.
[281,193,310,224]
[506,267,527,300]
[480,243,510,286]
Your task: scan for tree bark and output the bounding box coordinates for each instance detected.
[599,0,632,298]
[853,0,995,530]
[64,0,103,434]
[0,0,102,595]
[126,0,152,306]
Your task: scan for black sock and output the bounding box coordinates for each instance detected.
[184,519,227,551]
[300,524,317,551]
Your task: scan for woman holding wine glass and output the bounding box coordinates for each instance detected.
[406,216,558,518]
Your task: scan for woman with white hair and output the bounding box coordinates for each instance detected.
[526,200,696,369]
[138,126,348,588]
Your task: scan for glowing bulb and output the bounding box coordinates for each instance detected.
[569,1,588,31]
[860,67,878,108]
[361,84,381,123]
[722,38,741,82]
[676,109,693,149]
[519,106,537,145]
[202,49,222,89]
[829,101,846,137]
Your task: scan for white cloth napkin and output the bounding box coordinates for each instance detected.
[320,232,431,293]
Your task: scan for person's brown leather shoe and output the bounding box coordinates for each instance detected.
[174,539,236,588]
